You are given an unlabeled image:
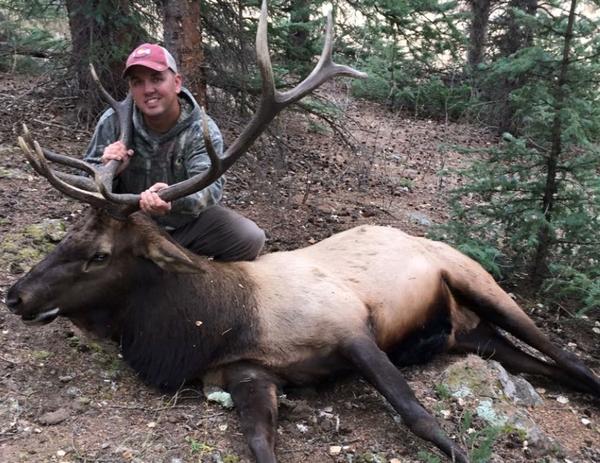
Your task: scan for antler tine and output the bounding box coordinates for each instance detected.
[278,10,368,104]
[152,108,224,203]
[89,64,119,112]
[154,0,367,203]
[20,124,107,194]
[17,133,115,209]
[89,64,135,193]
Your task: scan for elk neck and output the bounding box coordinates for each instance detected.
[108,257,262,390]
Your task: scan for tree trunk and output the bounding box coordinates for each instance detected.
[162,0,207,108]
[235,0,248,116]
[531,0,577,287]
[65,0,146,122]
[467,0,492,68]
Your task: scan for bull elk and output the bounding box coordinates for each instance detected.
[5,2,600,462]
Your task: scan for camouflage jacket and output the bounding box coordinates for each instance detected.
[84,88,225,229]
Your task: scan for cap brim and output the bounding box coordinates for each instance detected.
[122,61,169,77]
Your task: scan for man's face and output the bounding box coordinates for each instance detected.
[127,66,182,120]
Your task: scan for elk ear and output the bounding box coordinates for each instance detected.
[145,237,204,273]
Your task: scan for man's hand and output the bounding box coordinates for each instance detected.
[140,183,172,216]
[101,141,134,175]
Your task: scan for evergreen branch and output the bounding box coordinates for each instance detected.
[295,100,358,150]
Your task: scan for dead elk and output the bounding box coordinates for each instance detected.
[5,3,600,463]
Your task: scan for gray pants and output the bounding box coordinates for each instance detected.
[170,205,265,261]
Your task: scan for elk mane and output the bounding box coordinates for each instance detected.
[119,259,261,390]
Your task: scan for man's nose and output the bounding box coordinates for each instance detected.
[142,81,155,93]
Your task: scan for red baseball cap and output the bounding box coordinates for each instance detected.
[123,43,178,77]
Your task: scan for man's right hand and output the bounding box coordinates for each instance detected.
[101,141,134,175]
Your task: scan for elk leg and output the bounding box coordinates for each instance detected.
[225,366,279,463]
[489,315,600,396]
[446,277,600,396]
[454,322,597,394]
[342,336,469,463]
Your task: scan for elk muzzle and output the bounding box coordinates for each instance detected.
[5,281,60,325]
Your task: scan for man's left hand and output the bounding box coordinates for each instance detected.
[140,183,172,216]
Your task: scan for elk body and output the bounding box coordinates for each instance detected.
[5,2,600,462]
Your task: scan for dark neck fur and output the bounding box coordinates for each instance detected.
[72,258,260,390]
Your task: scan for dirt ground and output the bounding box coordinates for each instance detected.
[0,74,598,463]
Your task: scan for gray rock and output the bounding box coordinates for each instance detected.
[38,407,70,425]
[65,386,81,398]
[407,211,432,227]
[511,375,543,407]
[489,360,542,406]
[440,355,562,459]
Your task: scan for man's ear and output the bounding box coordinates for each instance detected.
[174,73,182,93]
[143,235,204,273]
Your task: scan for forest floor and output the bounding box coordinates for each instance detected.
[0,74,598,463]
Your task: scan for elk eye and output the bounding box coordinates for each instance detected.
[92,252,109,262]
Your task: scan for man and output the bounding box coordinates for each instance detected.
[84,43,265,261]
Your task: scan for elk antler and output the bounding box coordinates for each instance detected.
[17,64,134,212]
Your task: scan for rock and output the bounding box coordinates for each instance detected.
[442,355,499,399]
[489,361,542,406]
[329,445,342,455]
[38,408,70,425]
[581,418,591,427]
[65,386,81,398]
[25,219,67,243]
[296,423,309,433]
[407,211,432,227]
[204,386,234,409]
[510,376,543,406]
[440,355,564,459]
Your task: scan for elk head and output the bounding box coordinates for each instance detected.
[6,0,366,326]
[5,210,199,326]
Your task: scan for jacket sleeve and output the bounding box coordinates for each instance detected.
[170,116,225,216]
[83,109,120,165]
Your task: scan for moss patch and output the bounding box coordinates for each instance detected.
[0,218,66,273]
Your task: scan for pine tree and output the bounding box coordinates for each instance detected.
[440,0,600,312]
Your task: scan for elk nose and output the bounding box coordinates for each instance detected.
[4,286,22,313]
